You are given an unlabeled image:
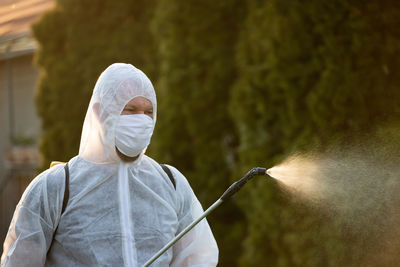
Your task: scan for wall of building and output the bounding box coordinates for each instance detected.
[0,54,41,250]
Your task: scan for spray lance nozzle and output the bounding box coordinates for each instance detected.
[220,167,268,201]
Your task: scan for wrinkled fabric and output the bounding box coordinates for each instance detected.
[1,63,218,267]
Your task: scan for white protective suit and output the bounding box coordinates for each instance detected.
[1,63,219,267]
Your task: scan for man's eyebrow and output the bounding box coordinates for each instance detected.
[124,104,137,109]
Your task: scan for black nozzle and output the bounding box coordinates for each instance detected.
[255,167,267,176]
[220,167,267,201]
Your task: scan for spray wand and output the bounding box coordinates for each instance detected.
[143,167,268,267]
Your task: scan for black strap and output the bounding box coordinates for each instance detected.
[47,162,69,256]
[61,163,69,214]
[160,164,176,189]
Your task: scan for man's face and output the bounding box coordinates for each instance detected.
[116,96,154,161]
[121,96,153,119]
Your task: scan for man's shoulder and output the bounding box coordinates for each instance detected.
[21,163,66,201]
[143,155,171,169]
[143,155,189,185]
[45,163,68,187]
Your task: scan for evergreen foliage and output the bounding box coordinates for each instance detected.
[32,0,158,170]
[231,0,400,266]
[150,1,245,266]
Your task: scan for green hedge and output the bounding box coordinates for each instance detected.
[150,1,245,266]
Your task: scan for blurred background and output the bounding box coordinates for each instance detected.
[1,0,400,266]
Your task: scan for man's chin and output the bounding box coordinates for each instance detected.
[115,147,140,162]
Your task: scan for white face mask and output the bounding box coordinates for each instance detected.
[115,114,155,157]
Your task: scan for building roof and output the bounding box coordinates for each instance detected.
[0,0,54,60]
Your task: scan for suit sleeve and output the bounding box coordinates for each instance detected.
[167,166,219,267]
[1,165,65,267]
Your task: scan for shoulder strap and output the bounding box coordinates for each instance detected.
[61,162,69,214]
[160,164,176,190]
[47,162,69,256]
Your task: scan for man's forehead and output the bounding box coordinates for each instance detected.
[125,96,153,107]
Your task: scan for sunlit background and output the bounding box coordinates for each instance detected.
[0,0,53,251]
[1,0,400,266]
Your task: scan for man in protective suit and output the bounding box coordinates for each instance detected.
[1,63,219,266]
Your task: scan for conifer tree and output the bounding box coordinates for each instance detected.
[151,1,245,266]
